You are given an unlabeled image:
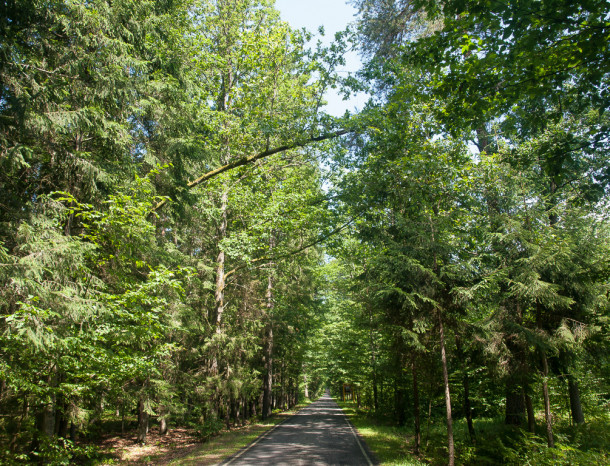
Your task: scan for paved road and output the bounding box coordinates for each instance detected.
[221,393,376,466]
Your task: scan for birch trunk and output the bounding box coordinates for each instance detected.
[438,311,455,466]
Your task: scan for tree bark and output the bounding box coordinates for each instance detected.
[541,353,555,448]
[41,398,56,439]
[39,371,56,439]
[159,416,168,436]
[456,337,475,443]
[56,399,69,439]
[505,383,525,426]
[262,276,274,420]
[137,398,149,444]
[412,356,421,454]
[525,391,536,433]
[211,184,229,378]
[10,396,28,452]
[567,374,585,424]
[158,403,168,436]
[69,422,77,442]
[224,398,231,430]
[438,311,455,466]
[395,384,406,426]
[280,361,286,410]
[369,307,379,412]
[425,398,432,446]
[240,397,246,425]
[463,371,476,444]
[215,186,228,331]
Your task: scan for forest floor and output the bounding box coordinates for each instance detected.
[96,401,312,465]
[96,427,200,464]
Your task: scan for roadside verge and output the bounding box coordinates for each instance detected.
[166,400,313,465]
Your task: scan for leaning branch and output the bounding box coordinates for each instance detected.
[153,129,352,211]
[223,218,356,283]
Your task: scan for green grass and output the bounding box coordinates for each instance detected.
[338,402,426,466]
[338,401,610,465]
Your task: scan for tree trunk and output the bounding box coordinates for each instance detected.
[224,398,231,430]
[304,373,309,399]
[463,371,476,443]
[233,397,241,426]
[369,305,379,412]
[280,362,285,410]
[456,337,475,444]
[137,398,149,444]
[158,403,169,435]
[121,399,126,436]
[10,395,28,452]
[158,403,168,436]
[505,383,525,426]
[541,353,554,448]
[211,186,229,376]
[262,289,274,419]
[396,386,406,426]
[373,379,378,412]
[525,391,536,433]
[41,398,56,438]
[56,401,69,439]
[567,374,585,424]
[425,398,432,446]
[241,397,246,425]
[38,371,57,441]
[214,187,228,330]
[412,356,421,454]
[69,422,77,442]
[438,311,455,466]
[262,231,275,419]
[159,417,168,436]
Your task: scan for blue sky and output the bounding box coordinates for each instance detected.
[275,0,357,38]
[275,0,367,116]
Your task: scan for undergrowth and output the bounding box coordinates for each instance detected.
[339,401,610,465]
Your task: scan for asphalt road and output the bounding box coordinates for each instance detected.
[221,393,376,466]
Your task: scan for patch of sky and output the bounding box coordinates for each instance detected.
[275,0,369,117]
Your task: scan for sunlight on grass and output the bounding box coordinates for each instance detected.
[338,401,426,466]
[339,401,610,465]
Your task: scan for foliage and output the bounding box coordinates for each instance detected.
[0,0,609,463]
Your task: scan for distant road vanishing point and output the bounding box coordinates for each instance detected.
[220,393,376,466]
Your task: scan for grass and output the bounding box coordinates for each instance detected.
[338,401,426,466]
[168,400,313,465]
[338,401,610,465]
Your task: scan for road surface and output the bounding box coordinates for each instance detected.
[221,393,376,465]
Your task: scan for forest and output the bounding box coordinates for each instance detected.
[0,0,609,464]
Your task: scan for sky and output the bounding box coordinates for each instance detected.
[274,0,368,116]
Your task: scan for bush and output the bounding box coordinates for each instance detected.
[195,419,224,441]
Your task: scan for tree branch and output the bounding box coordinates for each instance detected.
[153,129,352,211]
[223,217,356,283]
